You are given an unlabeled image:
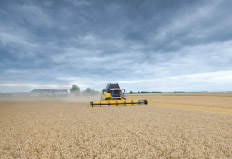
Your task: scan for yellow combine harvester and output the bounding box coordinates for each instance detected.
[89,83,148,107]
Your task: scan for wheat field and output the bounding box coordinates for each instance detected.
[0,93,232,158]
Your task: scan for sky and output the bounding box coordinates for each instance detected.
[0,0,232,93]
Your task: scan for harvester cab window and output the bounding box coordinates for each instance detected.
[111,90,121,97]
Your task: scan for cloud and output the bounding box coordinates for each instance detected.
[154,1,218,41]
[117,70,232,92]
[0,83,70,88]
[65,0,91,7]
[0,0,232,92]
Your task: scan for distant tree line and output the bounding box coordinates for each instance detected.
[139,91,162,93]
[129,91,210,94]
[129,91,163,94]
[70,85,100,96]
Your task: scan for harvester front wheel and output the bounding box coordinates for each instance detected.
[144,100,148,105]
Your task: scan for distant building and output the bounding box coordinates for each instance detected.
[30,89,68,97]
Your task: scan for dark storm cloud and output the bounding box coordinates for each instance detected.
[0,0,232,92]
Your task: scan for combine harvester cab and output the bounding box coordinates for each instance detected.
[89,83,148,107]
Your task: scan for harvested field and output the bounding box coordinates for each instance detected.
[0,93,232,158]
[127,93,232,115]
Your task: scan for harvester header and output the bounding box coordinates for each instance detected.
[89,83,148,107]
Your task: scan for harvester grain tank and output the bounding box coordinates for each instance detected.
[89,83,148,107]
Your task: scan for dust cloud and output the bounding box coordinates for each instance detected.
[0,95,101,103]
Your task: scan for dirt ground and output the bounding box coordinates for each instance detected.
[0,93,232,158]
